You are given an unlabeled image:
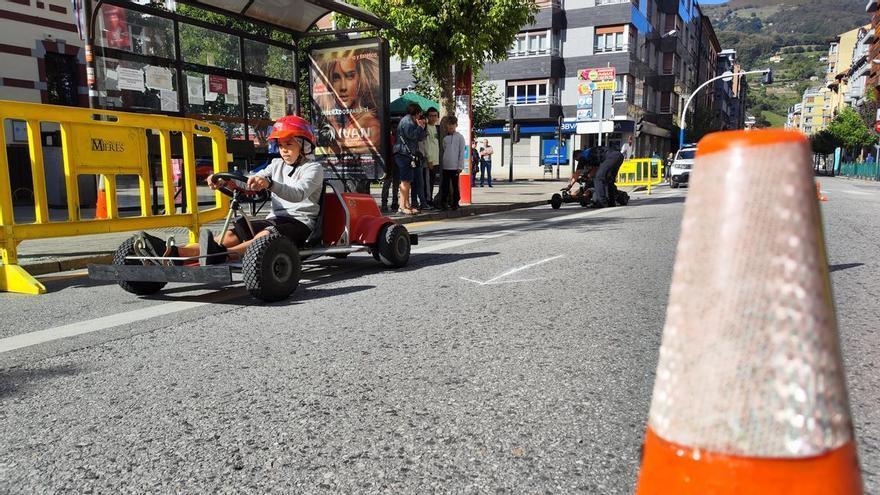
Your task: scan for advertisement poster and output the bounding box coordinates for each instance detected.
[577,67,616,95]
[102,5,131,50]
[309,39,387,180]
[186,75,204,105]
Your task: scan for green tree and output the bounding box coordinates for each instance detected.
[412,66,500,129]
[347,0,538,115]
[811,129,840,156]
[827,107,876,154]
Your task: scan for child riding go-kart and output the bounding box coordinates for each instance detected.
[89,115,416,302]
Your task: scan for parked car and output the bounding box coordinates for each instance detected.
[669,147,696,188]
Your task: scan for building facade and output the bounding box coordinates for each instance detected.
[797,87,834,135]
[389,0,728,178]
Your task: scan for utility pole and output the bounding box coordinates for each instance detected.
[508,104,515,183]
[556,115,563,180]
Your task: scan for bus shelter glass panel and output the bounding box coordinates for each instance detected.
[184,70,245,139]
[95,57,179,113]
[246,83,296,146]
[243,39,295,81]
[95,5,175,59]
[179,23,241,70]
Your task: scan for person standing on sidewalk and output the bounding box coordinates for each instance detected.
[381,124,400,212]
[471,139,480,187]
[479,138,494,187]
[424,107,442,208]
[393,103,427,215]
[439,116,465,210]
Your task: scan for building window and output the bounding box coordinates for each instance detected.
[506,79,556,105]
[595,26,627,53]
[510,30,553,57]
[45,52,80,107]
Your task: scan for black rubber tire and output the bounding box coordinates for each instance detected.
[550,193,562,209]
[375,223,411,268]
[242,233,301,302]
[579,195,591,207]
[616,190,630,206]
[113,237,166,296]
[670,179,680,189]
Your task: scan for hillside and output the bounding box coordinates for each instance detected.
[704,0,869,127]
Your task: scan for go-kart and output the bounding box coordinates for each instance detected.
[549,176,629,209]
[89,171,417,302]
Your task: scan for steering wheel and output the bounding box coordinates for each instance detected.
[210,172,271,204]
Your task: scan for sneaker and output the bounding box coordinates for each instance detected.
[133,232,165,266]
[199,229,228,266]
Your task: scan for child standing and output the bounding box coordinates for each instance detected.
[439,116,465,210]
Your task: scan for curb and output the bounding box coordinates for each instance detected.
[21,253,114,276]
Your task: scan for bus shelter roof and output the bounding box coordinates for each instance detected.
[186,0,390,33]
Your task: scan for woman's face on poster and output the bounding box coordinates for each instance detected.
[331,57,359,108]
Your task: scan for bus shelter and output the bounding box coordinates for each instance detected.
[77,0,390,209]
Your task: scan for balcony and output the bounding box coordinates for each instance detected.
[507,46,560,59]
[594,44,630,54]
[505,94,561,106]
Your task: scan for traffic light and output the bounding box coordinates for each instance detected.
[512,124,521,144]
[635,117,644,138]
[762,69,774,85]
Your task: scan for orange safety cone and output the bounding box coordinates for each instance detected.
[636,129,863,495]
[817,180,828,202]
[95,175,107,220]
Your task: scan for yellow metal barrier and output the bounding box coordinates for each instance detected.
[0,100,229,294]
[616,158,665,194]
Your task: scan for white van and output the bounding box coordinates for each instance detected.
[669,147,696,188]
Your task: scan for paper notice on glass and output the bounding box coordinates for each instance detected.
[187,75,204,105]
[160,90,178,112]
[249,85,267,106]
[226,82,239,105]
[144,66,173,91]
[117,67,145,92]
[204,75,218,102]
[269,86,286,120]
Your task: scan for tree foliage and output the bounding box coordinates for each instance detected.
[827,107,876,152]
[811,129,840,155]
[348,0,538,114]
[412,67,501,129]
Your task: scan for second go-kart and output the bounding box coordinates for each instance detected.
[549,177,629,209]
[89,172,417,302]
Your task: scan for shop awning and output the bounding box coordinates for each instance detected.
[187,0,391,33]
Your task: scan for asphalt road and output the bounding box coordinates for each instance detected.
[0,178,877,493]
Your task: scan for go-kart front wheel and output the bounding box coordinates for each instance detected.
[242,233,301,302]
[616,190,630,206]
[374,224,411,268]
[113,237,167,296]
[550,193,562,209]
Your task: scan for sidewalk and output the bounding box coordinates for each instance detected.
[8,180,566,275]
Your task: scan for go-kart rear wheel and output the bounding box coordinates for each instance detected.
[579,195,591,207]
[113,237,167,296]
[242,233,301,302]
[550,193,563,209]
[375,223,410,268]
[616,190,630,206]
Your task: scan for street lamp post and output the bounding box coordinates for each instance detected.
[678,69,771,148]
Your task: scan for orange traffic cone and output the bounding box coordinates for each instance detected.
[636,129,862,495]
[95,175,107,219]
[817,180,828,202]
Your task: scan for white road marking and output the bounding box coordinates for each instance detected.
[0,289,242,354]
[840,190,871,196]
[460,255,565,286]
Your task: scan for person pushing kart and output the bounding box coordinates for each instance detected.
[133,114,324,265]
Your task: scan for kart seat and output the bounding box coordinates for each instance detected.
[303,183,327,248]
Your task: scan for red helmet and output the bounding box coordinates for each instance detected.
[267,115,316,145]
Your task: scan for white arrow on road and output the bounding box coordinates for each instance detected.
[460,255,565,286]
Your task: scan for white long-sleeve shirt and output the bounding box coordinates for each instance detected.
[254,158,324,230]
[441,132,466,171]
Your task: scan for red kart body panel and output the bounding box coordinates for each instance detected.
[322,192,392,246]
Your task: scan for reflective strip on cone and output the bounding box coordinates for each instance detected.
[636,129,863,494]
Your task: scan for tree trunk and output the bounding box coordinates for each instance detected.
[436,64,455,117]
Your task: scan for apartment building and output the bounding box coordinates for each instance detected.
[866,0,880,100]
[389,0,725,178]
[826,26,870,114]
[713,49,747,130]
[798,87,834,135]
[786,102,803,130]
[0,0,87,107]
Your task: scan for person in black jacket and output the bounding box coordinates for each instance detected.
[587,145,625,208]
